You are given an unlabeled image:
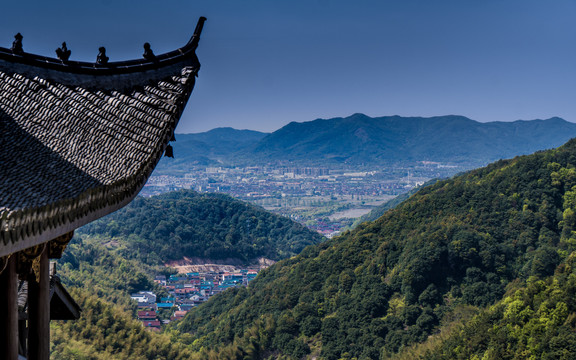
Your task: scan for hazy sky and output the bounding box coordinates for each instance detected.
[1,1,575,133]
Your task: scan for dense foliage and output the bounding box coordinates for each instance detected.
[78,190,324,265]
[175,138,576,359]
[51,290,195,360]
[58,237,167,308]
[423,252,576,360]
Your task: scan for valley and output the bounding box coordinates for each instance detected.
[143,115,576,236]
[50,117,576,359]
[141,162,464,236]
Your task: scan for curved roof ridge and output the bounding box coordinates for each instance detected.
[0,17,206,91]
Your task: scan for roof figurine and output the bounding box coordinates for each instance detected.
[143,42,156,61]
[11,33,23,54]
[0,16,206,90]
[96,46,108,64]
[165,144,175,158]
[55,42,71,61]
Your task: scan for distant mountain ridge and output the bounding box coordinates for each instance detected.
[154,127,268,173]
[242,114,576,165]
[160,115,576,168]
[179,127,267,145]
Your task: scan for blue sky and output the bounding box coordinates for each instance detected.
[2,0,575,133]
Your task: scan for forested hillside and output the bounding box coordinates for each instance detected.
[174,138,576,359]
[421,252,576,359]
[52,189,325,359]
[78,190,324,265]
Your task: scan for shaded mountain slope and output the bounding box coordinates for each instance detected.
[242,114,576,165]
[77,189,324,265]
[175,138,576,359]
[174,127,267,160]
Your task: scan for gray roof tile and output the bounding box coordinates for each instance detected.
[0,46,201,256]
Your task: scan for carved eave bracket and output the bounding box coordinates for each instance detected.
[15,232,73,282]
[48,232,74,259]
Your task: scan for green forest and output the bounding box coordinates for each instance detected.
[171,138,576,359]
[78,190,324,265]
[423,252,576,359]
[53,138,576,359]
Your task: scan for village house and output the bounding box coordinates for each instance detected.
[131,291,157,307]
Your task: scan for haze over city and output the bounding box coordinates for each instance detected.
[2,0,575,133]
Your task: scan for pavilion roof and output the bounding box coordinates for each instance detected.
[0,17,206,257]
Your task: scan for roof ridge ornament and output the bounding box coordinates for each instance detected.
[143,42,156,61]
[11,33,23,55]
[0,17,206,80]
[0,16,207,91]
[164,144,174,158]
[96,47,109,65]
[55,42,71,62]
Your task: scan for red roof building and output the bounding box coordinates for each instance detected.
[137,311,157,320]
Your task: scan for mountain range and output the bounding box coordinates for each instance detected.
[158,114,576,170]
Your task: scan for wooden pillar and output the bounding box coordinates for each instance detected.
[27,246,50,360]
[0,256,19,360]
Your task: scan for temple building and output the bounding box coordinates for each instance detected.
[0,16,206,360]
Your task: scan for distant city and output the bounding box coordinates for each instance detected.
[142,162,464,236]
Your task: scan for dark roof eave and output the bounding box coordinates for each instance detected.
[1,182,142,258]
